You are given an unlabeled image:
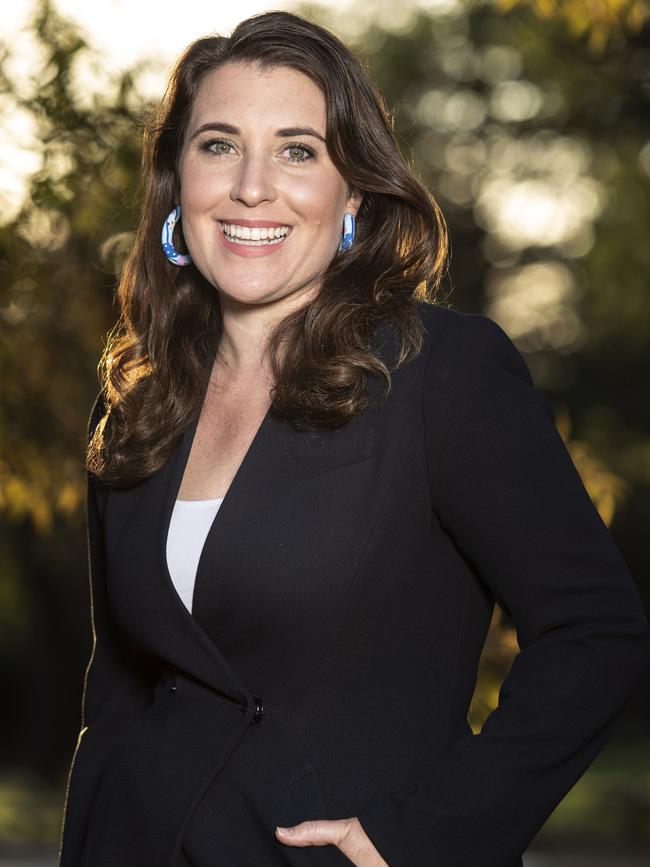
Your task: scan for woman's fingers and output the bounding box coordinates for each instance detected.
[276,816,389,866]
[276,817,351,847]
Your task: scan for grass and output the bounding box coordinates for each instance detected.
[531,739,650,852]
[0,773,63,847]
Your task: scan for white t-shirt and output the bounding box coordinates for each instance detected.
[166,497,224,613]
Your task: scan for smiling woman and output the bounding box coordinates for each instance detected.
[59,9,650,867]
[84,10,446,491]
[178,63,360,280]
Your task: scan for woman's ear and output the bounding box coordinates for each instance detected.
[347,188,364,217]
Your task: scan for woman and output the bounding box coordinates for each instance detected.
[58,10,650,867]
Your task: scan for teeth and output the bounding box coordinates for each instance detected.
[222,222,290,243]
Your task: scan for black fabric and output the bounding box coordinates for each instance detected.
[58,302,650,866]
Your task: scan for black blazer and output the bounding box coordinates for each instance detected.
[58,301,650,867]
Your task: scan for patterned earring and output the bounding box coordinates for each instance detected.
[338,211,356,253]
[161,206,192,266]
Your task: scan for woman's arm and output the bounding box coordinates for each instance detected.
[356,311,650,867]
[58,391,158,866]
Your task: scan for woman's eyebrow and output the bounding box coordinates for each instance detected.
[190,121,326,143]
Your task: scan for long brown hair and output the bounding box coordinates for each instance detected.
[87,10,448,487]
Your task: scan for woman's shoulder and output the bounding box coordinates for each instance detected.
[416,299,503,340]
[415,300,530,380]
[373,301,525,381]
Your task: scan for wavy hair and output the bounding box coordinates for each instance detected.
[87,9,449,487]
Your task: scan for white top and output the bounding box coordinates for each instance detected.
[166,497,224,613]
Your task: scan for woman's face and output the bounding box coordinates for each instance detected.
[178,61,363,311]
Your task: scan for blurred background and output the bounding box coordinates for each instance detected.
[1,0,649,864]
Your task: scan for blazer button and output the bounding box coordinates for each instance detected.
[251,695,264,724]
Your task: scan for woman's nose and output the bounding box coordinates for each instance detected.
[230,155,277,207]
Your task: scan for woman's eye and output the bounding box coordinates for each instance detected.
[201,138,235,156]
[199,138,314,162]
[283,143,315,163]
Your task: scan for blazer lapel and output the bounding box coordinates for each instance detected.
[103,425,248,703]
[104,316,400,704]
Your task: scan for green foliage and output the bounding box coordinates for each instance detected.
[0,0,148,531]
[497,0,650,53]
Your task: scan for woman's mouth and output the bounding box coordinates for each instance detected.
[220,221,291,246]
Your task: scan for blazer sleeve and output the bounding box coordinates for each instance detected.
[58,390,158,866]
[356,312,650,867]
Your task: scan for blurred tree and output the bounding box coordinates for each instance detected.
[497,0,650,52]
[0,0,148,532]
[0,0,152,799]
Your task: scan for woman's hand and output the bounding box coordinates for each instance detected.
[275,816,389,866]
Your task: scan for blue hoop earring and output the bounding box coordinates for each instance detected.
[338,211,356,253]
[162,206,192,266]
